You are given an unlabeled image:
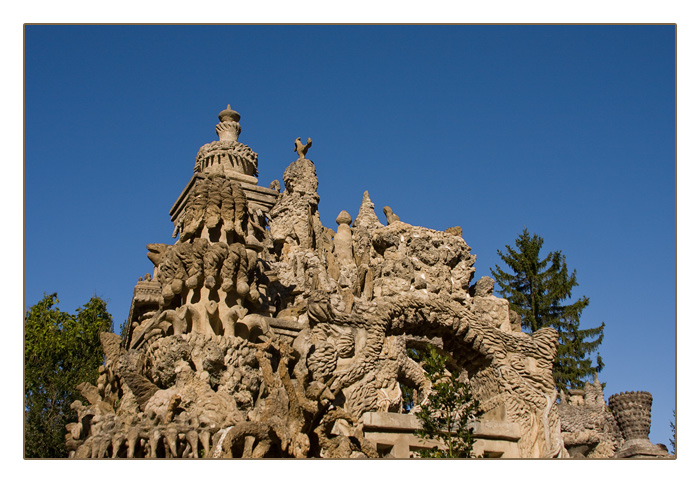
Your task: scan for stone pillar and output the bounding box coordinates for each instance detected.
[608,391,668,458]
[334,211,354,267]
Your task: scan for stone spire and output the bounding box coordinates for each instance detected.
[353,191,383,231]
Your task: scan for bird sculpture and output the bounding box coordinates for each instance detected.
[294,137,313,159]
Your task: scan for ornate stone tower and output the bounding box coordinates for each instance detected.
[124,106,279,351]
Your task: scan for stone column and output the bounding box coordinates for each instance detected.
[334,211,354,267]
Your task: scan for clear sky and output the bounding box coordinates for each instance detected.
[24,25,676,449]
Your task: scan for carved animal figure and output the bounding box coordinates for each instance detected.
[294,137,312,159]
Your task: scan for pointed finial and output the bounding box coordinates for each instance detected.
[353,190,383,230]
[336,210,352,226]
[218,104,241,123]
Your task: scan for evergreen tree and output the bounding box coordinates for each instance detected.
[414,346,482,458]
[490,228,604,390]
[24,293,113,458]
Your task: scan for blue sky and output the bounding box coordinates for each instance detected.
[24,25,676,449]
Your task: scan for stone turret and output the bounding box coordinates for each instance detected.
[169,106,278,242]
[194,104,258,184]
[608,391,669,458]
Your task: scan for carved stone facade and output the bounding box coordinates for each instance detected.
[557,378,670,458]
[557,376,622,458]
[65,106,662,459]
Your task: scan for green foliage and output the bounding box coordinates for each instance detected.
[401,382,414,413]
[490,228,604,391]
[24,293,113,458]
[118,319,129,341]
[414,346,482,458]
[401,347,420,412]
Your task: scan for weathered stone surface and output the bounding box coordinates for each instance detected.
[472,275,495,297]
[66,106,658,459]
[353,191,383,232]
[382,206,400,225]
[334,210,354,270]
[445,226,463,237]
[557,377,622,458]
[361,412,521,458]
[557,379,670,459]
[607,391,669,458]
[471,296,511,331]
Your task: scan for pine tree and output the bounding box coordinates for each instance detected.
[490,228,604,391]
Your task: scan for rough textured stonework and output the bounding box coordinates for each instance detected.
[66,106,573,458]
[557,376,623,458]
[607,391,669,458]
[557,379,670,459]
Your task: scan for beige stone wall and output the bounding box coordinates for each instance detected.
[360,412,521,458]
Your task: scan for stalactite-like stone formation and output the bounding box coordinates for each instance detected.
[68,105,646,459]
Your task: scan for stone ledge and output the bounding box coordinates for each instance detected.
[362,412,421,433]
[615,439,670,458]
[361,412,521,441]
[268,317,304,331]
